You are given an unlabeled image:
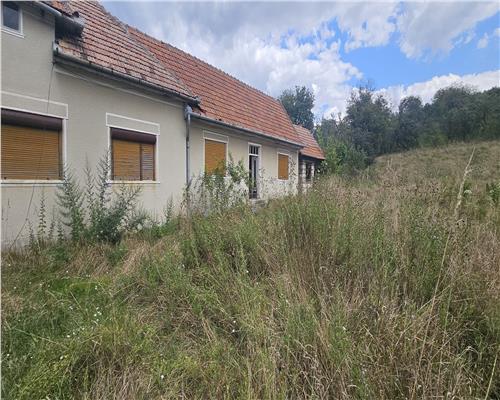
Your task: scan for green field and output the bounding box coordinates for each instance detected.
[2,141,500,399]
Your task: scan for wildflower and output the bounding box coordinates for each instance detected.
[160,374,165,380]
[231,328,236,333]
[60,355,64,360]
[66,335,70,338]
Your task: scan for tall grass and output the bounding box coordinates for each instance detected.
[2,141,499,399]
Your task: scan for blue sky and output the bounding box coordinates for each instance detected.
[103,1,500,118]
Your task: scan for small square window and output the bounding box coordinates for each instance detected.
[2,2,21,32]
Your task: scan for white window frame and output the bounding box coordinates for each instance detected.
[203,131,229,176]
[0,107,67,186]
[277,150,290,181]
[106,114,160,184]
[1,1,23,38]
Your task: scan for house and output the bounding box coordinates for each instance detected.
[294,124,325,190]
[1,1,324,247]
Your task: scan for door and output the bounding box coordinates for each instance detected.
[249,144,260,199]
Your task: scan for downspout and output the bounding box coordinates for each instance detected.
[184,104,192,213]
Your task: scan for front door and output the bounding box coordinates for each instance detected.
[249,144,260,199]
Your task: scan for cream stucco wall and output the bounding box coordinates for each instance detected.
[1,4,299,248]
[189,121,299,200]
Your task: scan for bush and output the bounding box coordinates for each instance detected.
[187,155,250,215]
[57,154,143,244]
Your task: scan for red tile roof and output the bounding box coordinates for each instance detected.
[49,1,196,100]
[47,1,302,146]
[294,125,325,160]
[127,27,300,144]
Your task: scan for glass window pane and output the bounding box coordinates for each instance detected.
[2,2,20,31]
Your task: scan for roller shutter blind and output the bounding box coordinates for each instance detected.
[112,139,141,181]
[141,143,155,181]
[205,139,226,175]
[278,154,289,180]
[1,124,61,180]
[111,128,156,181]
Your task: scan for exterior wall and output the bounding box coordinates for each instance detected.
[1,5,187,247]
[189,120,299,200]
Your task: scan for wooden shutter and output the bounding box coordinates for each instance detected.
[278,154,289,180]
[1,124,61,180]
[205,139,226,175]
[112,139,140,180]
[141,143,155,181]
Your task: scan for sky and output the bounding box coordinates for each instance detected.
[102,1,500,119]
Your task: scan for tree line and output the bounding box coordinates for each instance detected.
[279,84,500,174]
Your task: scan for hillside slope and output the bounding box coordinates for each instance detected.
[2,141,500,399]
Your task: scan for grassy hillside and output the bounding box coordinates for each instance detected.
[2,141,500,399]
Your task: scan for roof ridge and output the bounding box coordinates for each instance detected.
[96,2,196,99]
[126,23,285,107]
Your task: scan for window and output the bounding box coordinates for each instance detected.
[305,162,313,182]
[2,2,21,32]
[278,153,289,180]
[1,109,62,180]
[205,139,226,175]
[111,128,156,181]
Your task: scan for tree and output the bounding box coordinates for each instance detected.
[395,96,423,150]
[278,86,315,131]
[430,85,477,141]
[344,86,396,158]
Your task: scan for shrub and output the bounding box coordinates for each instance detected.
[187,155,250,215]
[57,154,143,244]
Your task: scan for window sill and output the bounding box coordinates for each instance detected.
[107,180,160,185]
[1,27,24,38]
[1,180,63,186]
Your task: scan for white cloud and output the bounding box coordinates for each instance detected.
[477,27,500,49]
[477,34,489,49]
[377,70,500,109]
[335,3,399,51]
[397,2,499,58]
[103,1,500,118]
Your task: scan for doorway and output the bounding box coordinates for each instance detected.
[249,144,260,199]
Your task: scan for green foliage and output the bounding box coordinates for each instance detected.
[344,85,396,158]
[279,85,315,131]
[3,142,500,399]
[317,84,500,176]
[315,112,368,174]
[56,154,143,244]
[486,181,500,206]
[188,155,250,215]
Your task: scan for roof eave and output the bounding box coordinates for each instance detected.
[300,152,325,161]
[190,112,304,149]
[53,45,200,105]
